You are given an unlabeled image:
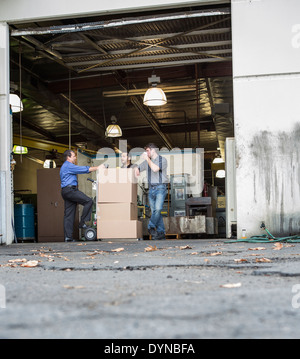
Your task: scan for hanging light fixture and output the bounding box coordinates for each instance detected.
[216,169,226,178]
[43,159,56,168]
[143,74,167,107]
[212,156,224,164]
[105,115,122,138]
[12,145,28,154]
[9,94,23,113]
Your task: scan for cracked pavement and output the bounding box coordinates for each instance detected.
[1,238,300,339]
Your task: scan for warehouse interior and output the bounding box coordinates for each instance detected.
[9,3,234,241]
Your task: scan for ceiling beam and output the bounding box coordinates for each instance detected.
[11,8,231,37]
[130,96,173,150]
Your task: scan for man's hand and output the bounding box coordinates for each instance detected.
[134,167,140,177]
[141,151,148,161]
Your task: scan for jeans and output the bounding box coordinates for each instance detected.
[148,184,167,233]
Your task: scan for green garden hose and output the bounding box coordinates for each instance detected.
[225,224,300,243]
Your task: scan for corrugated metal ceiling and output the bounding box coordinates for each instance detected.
[9,4,233,184]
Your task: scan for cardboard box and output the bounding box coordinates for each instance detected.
[97,168,137,203]
[97,167,137,185]
[97,220,143,239]
[97,202,137,221]
[97,182,137,203]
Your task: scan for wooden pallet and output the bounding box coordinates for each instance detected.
[149,233,179,240]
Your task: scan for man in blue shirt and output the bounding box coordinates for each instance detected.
[60,149,104,242]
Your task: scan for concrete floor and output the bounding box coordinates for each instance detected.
[1,238,300,340]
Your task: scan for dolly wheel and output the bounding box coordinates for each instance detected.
[84,227,97,241]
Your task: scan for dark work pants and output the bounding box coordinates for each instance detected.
[61,186,93,238]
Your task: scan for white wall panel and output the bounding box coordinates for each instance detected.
[232,0,300,77]
[0,0,228,23]
[232,0,300,238]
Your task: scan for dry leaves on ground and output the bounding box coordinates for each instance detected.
[273,243,283,250]
[63,285,85,290]
[20,260,39,268]
[220,282,242,288]
[256,257,272,263]
[111,247,124,252]
[248,247,266,251]
[2,258,40,268]
[234,258,248,263]
[179,245,192,250]
[210,251,222,256]
[144,245,158,252]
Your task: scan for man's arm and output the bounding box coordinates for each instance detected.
[89,164,105,172]
[141,152,160,173]
[145,156,160,173]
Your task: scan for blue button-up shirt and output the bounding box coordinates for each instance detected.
[60,161,90,188]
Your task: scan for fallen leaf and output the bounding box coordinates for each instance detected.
[234,258,248,263]
[180,245,192,250]
[191,252,198,255]
[145,245,158,252]
[210,251,222,256]
[220,282,242,288]
[248,247,266,251]
[111,248,124,252]
[8,258,27,263]
[63,285,85,289]
[273,243,283,250]
[20,260,39,268]
[256,257,272,263]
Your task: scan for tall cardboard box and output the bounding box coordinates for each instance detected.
[97,220,143,239]
[98,182,137,203]
[96,168,141,239]
[97,168,137,203]
[97,202,137,221]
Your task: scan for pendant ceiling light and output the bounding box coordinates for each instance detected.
[216,169,225,178]
[143,74,167,107]
[105,115,122,138]
[9,94,23,113]
[13,145,28,154]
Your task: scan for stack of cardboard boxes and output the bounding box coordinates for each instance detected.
[97,168,143,239]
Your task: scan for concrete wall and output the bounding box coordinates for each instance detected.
[0,23,12,245]
[232,0,300,237]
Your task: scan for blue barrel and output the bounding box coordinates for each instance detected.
[14,204,35,241]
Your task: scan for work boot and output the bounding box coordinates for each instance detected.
[65,237,75,242]
[148,227,157,240]
[156,232,166,240]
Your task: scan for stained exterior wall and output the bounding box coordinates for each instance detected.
[232,0,300,237]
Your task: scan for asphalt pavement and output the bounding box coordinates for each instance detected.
[1,237,300,340]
